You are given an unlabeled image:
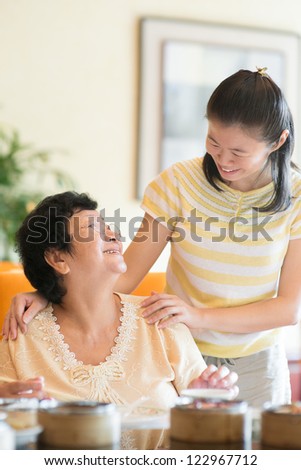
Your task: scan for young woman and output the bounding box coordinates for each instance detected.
[3,68,301,407]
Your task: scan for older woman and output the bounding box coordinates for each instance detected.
[0,191,237,448]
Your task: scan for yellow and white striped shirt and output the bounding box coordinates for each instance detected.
[141,157,301,358]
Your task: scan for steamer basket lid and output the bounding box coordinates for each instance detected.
[263,402,301,415]
[173,396,248,413]
[39,401,117,416]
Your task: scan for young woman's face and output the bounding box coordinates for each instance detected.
[206,120,275,191]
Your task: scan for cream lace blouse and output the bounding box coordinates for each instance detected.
[0,293,206,408]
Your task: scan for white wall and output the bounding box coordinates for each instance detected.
[0,0,301,271]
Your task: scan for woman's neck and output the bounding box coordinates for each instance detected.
[51,290,123,366]
[53,283,121,333]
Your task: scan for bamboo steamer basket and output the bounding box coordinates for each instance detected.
[38,401,121,449]
[0,398,39,430]
[261,402,301,449]
[170,397,251,445]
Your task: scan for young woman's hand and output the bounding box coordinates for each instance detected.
[1,291,48,340]
[0,376,48,399]
[188,364,239,399]
[140,292,203,329]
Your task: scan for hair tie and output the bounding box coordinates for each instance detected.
[256,66,268,77]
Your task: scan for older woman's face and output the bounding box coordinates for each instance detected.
[67,210,127,275]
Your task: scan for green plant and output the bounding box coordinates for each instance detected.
[0,123,74,260]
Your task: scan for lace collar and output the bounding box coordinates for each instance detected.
[35,294,140,371]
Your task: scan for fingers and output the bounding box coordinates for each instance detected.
[11,316,22,340]
[157,314,182,329]
[207,364,230,386]
[190,365,239,399]
[188,364,218,389]
[200,365,238,387]
[2,295,28,340]
[206,366,238,389]
[8,377,44,394]
[140,294,199,329]
[2,291,46,340]
[0,377,46,399]
[22,304,41,325]
[141,294,183,325]
[140,293,173,308]
[218,370,239,389]
[13,390,47,399]
[12,293,33,328]
[22,377,45,392]
[1,313,9,338]
[145,307,182,325]
[199,364,219,381]
[19,377,48,399]
[2,314,26,341]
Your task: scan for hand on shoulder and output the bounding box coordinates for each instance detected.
[1,291,48,340]
[140,292,203,329]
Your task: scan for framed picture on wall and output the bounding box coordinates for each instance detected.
[136,18,300,199]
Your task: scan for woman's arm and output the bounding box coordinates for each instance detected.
[115,212,171,293]
[141,238,301,332]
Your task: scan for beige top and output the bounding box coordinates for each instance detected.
[0,293,205,407]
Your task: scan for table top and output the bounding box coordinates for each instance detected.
[18,427,262,451]
[12,406,287,451]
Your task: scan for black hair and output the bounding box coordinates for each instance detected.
[15,191,98,304]
[203,69,298,212]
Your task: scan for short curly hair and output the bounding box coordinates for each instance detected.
[15,191,98,304]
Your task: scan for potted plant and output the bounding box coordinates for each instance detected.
[0,123,74,261]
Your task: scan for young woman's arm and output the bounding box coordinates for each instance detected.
[141,238,301,332]
[115,212,171,293]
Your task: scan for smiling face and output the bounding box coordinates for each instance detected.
[66,210,127,277]
[206,120,276,192]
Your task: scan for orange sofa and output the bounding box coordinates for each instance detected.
[131,272,166,297]
[0,268,35,334]
[0,261,22,272]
